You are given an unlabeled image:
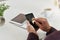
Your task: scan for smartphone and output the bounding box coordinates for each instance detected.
[25,13,39,30]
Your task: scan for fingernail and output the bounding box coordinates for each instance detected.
[32,20,35,24]
[32,18,35,21]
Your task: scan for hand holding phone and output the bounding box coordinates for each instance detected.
[25,13,39,30]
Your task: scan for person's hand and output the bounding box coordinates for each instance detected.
[27,21,37,34]
[34,18,51,32]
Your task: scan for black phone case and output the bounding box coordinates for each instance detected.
[25,13,39,30]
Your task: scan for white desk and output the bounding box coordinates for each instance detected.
[0,0,60,40]
[0,1,28,40]
[1,9,60,40]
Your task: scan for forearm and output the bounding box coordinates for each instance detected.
[27,33,39,40]
[46,27,57,35]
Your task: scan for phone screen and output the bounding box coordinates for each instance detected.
[25,13,39,30]
[25,13,34,22]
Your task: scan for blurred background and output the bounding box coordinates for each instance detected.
[0,0,60,40]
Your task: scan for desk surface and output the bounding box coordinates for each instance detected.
[1,9,60,40]
[0,0,60,40]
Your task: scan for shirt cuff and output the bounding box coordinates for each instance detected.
[46,27,57,35]
[27,32,39,40]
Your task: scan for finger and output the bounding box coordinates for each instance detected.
[27,21,33,29]
[27,21,30,30]
[34,18,46,24]
[27,21,31,26]
[35,20,42,28]
[32,18,35,21]
[34,18,43,23]
[27,21,35,32]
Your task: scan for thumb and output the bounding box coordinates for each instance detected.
[35,21,42,28]
[27,21,33,28]
[27,21,31,26]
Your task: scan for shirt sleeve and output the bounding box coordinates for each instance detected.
[27,33,39,40]
[46,27,57,35]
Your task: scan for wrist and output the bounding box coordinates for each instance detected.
[46,26,52,32]
[29,32,37,35]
